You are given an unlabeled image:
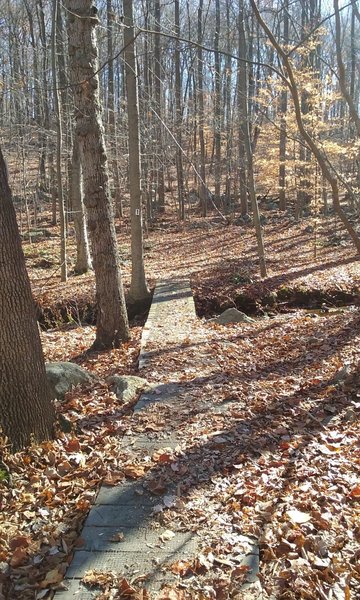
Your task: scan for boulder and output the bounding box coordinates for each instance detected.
[46,362,95,400]
[107,375,150,404]
[212,308,255,325]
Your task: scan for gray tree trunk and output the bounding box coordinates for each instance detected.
[51,0,67,282]
[237,1,248,216]
[278,0,288,211]
[0,146,54,451]
[66,0,130,349]
[197,0,207,216]
[107,0,123,217]
[69,136,92,274]
[175,0,185,220]
[239,6,267,277]
[214,0,221,201]
[154,0,165,213]
[123,0,150,305]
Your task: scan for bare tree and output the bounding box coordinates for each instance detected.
[66,0,130,349]
[123,0,150,306]
[51,0,67,282]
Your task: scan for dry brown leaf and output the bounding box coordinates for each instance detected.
[123,464,146,479]
[287,509,312,524]
[156,586,187,599]
[109,532,125,542]
[9,535,31,551]
[39,568,64,588]
[10,547,28,567]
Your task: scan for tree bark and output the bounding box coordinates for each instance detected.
[69,136,92,274]
[0,146,54,451]
[278,0,288,211]
[123,0,150,305]
[214,0,221,201]
[154,0,165,213]
[51,0,67,282]
[239,8,267,277]
[174,0,185,220]
[237,1,248,216]
[107,0,123,217]
[334,0,360,136]
[66,0,130,349]
[197,0,207,216]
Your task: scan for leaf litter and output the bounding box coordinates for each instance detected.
[1,213,360,599]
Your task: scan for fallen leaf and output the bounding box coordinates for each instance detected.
[10,547,28,567]
[156,586,187,599]
[147,478,168,495]
[109,532,125,542]
[349,485,360,498]
[159,530,175,542]
[39,568,63,588]
[123,464,146,479]
[286,509,312,524]
[9,536,30,551]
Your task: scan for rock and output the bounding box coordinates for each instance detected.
[304,225,314,234]
[107,375,150,404]
[212,308,255,325]
[46,362,95,400]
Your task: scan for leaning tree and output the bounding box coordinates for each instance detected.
[0,147,54,451]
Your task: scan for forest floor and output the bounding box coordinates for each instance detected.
[1,206,360,600]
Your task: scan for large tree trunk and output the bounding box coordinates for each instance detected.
[123,0,150,305]
[66,0,130,349]
[0,147,54,451]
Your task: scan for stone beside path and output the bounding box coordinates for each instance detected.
[55,279,259,599]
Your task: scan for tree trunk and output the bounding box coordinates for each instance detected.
[214,0,221,201]
[123,0,150,305]
[197,0,207,216]
[278,0,288,211]
[334,0,360,136]
[174,0,185,220]
[237,1,248,216]
[52,0,67,282]
[69,136,92,274]
[239,8,267,277]
[66,0,130,349]
[154,0,165,213]
[107,0,123,217]
[0,146,54,451]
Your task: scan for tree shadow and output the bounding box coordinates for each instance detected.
[53,310,359,595]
